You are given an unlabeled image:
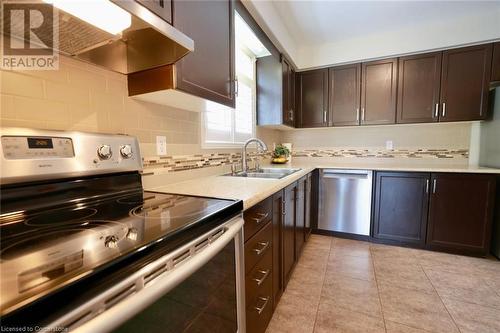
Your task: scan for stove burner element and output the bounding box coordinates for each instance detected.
[116,194,158,206]
[24,208,97,226]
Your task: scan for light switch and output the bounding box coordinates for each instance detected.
[156,136,167,155]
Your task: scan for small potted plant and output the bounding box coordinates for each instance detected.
[272,144,290,164]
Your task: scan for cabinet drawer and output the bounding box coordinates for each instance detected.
[244,197,272,242]
[245,266,273,333]
[245,245,273,308]
[245,221,272,274]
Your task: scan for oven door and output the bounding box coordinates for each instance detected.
[48,216,245,333]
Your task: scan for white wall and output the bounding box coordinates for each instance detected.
[296,6,500,69]
[479,88,500,168]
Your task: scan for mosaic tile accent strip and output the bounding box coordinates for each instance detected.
[292,148,469,159]
[142,152,270,172]
[141,148,468,173]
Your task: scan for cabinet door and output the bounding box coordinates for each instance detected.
[283,182,296,286]
[361,58,397,125]
[397,53,441,124]
[491,42,500,82]
[295,177,306,256]
[173,0,235,107]
[304,173,312,241]
[135,0,172,23]
[256,55,283,126]
[329,64,361,126]
[440,44,492,121]
[372,172,430,245]
[272,190,284,308]
[427,173,496,255]
[297,69,329,128]
[282,58,295,126]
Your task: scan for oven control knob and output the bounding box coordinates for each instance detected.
[97,145,112,160]
[120,145,133,159]
[126,228,138,241]
[105,235,119,248]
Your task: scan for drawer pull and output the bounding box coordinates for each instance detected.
[252,241,270,255]
[251,212,269,224]
[254,296,270,315]
[253,269,270,286]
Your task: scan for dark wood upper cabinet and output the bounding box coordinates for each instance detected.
[128,0,235,107]
[372,172,430,246]
[329,64,361,126]
[361,58,398,125]
[283,182,296,287]
[282,57,295,127]
[295,177,306,256]
[440,44,492,121]
[491,42,500,82]
[297,69,329,128]
[426,173,496,256]
[256,55,283,125]
[135,0,172,23]
[397,53,442,124]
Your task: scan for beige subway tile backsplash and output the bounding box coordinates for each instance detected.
[0,55,203,154]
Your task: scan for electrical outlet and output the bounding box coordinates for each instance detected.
[385,140,394,150]
[156,136,167,155]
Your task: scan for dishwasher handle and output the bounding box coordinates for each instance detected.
[322,169,371,179]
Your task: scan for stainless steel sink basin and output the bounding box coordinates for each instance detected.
[224,168,301,179]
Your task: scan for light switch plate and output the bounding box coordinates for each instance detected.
[385,140,394,150]
[156,136,167,155]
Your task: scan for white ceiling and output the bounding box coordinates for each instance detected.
[246,0,500,69]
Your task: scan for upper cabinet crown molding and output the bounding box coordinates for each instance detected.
[128,0,236,108]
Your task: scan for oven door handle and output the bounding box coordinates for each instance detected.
[54,216,244,333]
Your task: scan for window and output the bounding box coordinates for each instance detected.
[202,13,270,148]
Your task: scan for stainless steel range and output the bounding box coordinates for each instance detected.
[0,128,245,333]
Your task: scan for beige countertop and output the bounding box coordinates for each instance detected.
[146,159,500,210]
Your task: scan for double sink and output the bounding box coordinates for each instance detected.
[225,168,301,179]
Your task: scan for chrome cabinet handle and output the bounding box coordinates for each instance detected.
[356,108,360,122]
[253,269,270,286]
[254,296,270,315]
[361,108,365,121]
[234,77,239,97]
[442,102,446,117]
[281,200,286,215]
[425,179,429,193]
[432,179,437,193]
[289,109,294,121]
[434,103,439,118]
[323,110,327,123]
[251,212,269,224]
[252,241,270,255]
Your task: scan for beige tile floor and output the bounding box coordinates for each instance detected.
[266,235,500,333]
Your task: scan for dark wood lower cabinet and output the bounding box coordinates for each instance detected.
[271,190,284,308]
[245,173,312,333]
[295,177,306,256]
[372,171,496,256]
[372,172,430,246]
[282,182,296,286]
[426,173,496,256]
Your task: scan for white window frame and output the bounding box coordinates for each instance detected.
[201,43,257,149]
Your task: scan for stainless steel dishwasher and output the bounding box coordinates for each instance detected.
[318,169,373,236]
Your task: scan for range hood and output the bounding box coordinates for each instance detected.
[4,1,194,74]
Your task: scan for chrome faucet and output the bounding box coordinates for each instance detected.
[242,138,268,173]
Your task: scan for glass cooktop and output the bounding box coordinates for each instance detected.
[0,189,241,316]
